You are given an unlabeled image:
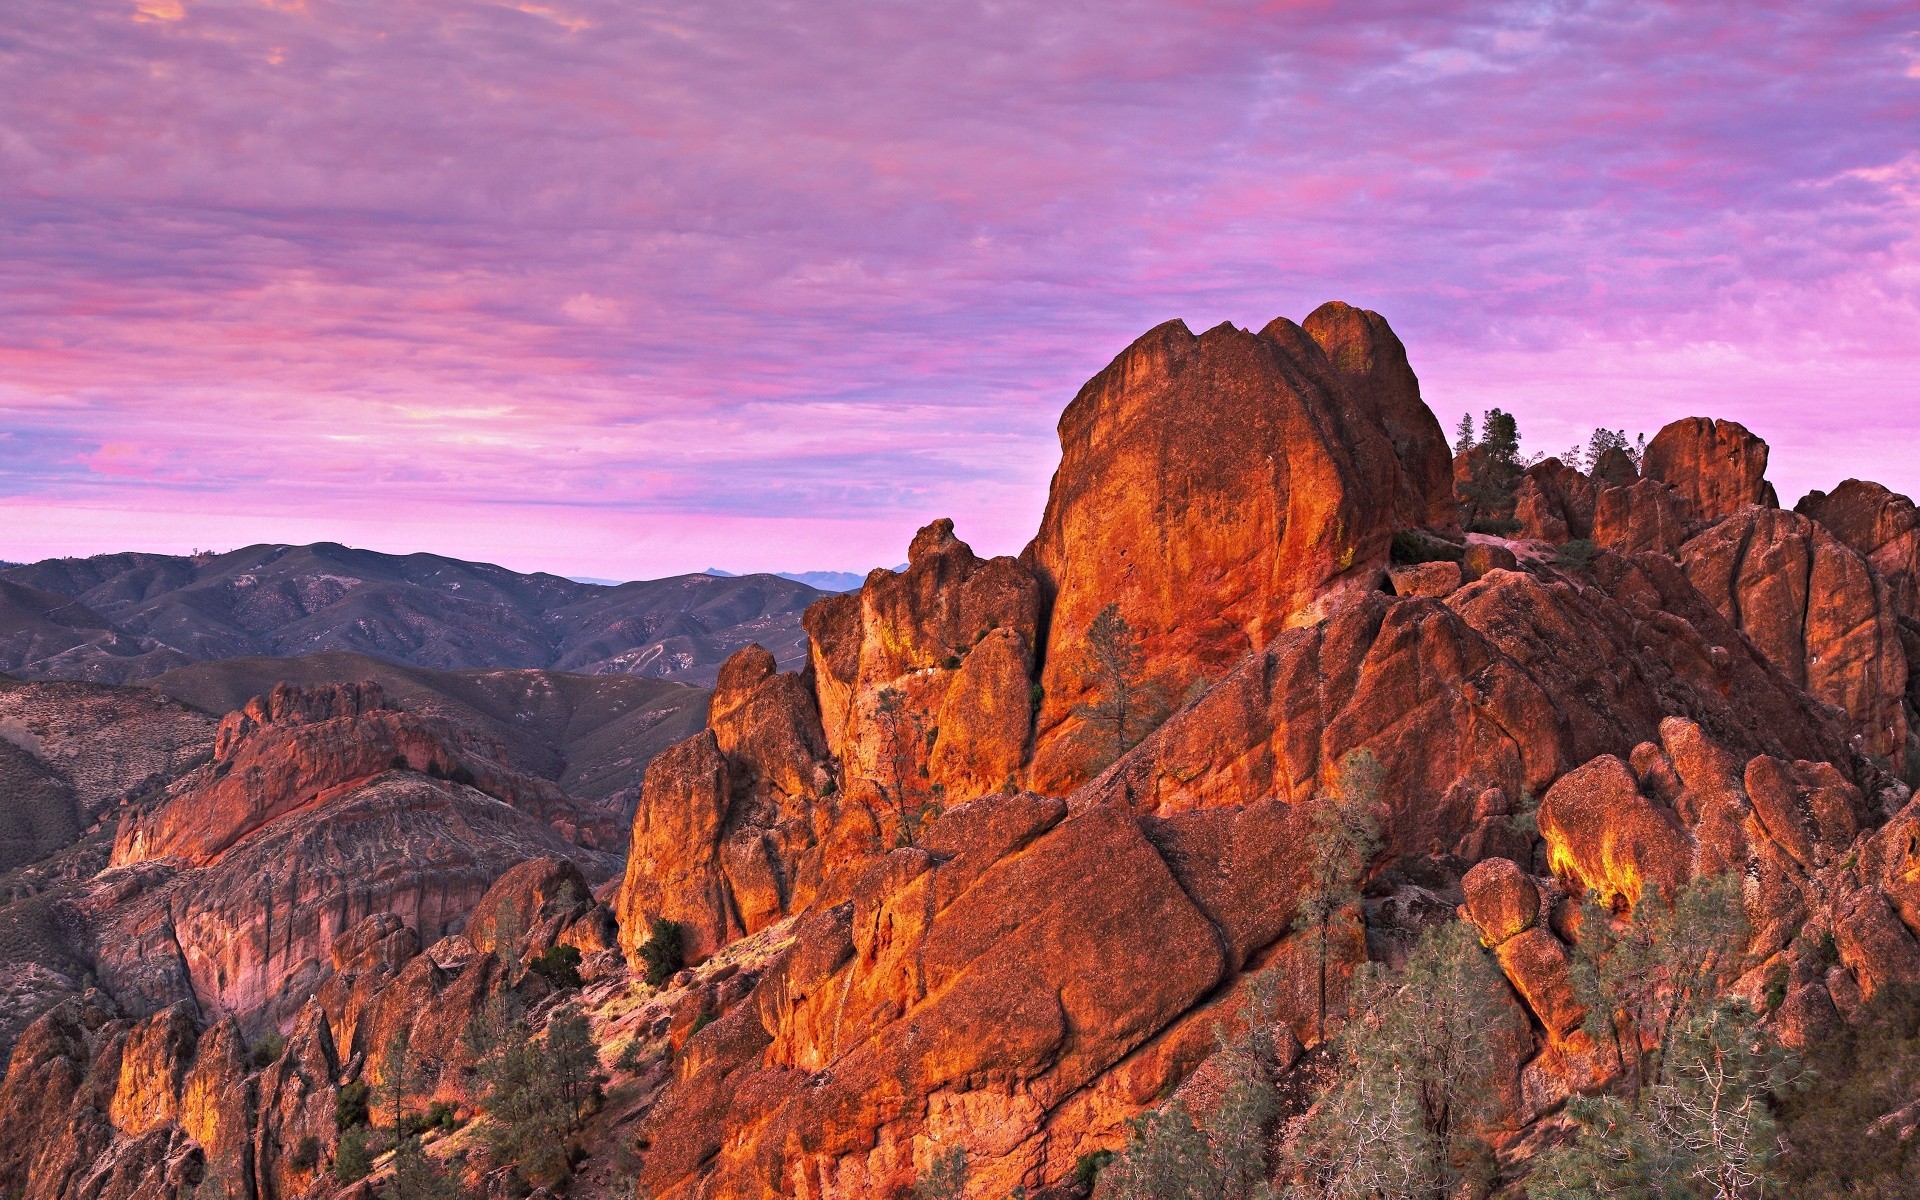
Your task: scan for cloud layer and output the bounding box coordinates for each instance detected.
[3,1,1917,576]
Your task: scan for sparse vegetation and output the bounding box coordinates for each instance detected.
[249,1030,286,1070]
[530,942,584,990]
[332,1124,372,1183]
[1530,874,1786,1200]
[1294,749,1384,1044]
[1099,974,1282,1200]
[475,997,604,1190]
[1554,538,1600,571]
[1281,921,1511,1200]
[912,1146,968,1200]
[638,916,684,987]
[1072,603,1169,769]
[1455,408,1527,534]
[334,1080,371,1131]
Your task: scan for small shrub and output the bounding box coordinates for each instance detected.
[1467,516,1523,536]
[425,1100,458,1134]
[690,1011,713,1036]
[289,1135,321,1170]
[249,1031,287,1071]
[638,918,684,988]
[1555,538,1600,570]
[530,943,583,990]
[1073,1148,1115,1185]
[941,654,961,670]
[333,1124,372,1183]
[334,1081,371,1131]
[1391,530,1465,565]
[912,1146,967,1200]
[1029,683,1044,708]
[616,1036,650,1073]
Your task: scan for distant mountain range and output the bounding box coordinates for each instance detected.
[705,565,907,592]
[0,542,826,687]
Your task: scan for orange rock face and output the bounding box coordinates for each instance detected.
[806,519,1042,813]
[618,644,845,964]
[1680,506,1909,762]
[1021,305,1455,794]
[1799,478,1920,621]
[1539,755,1693,909]
[1642,416,1779,524]
[635,794,1228,1199]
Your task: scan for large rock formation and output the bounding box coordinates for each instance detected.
[1641,416,1779,523]
[1021,305,1457,793]
[54,682,619,1031]
[617,644,844,964]
[1679,506,1909,763]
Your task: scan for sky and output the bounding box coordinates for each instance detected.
[2,1,1918,580]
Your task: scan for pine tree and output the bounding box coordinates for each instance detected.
[475,997,602,1188]
[1293,749,1384,1043]
[1282,920,1512,1200]
[1453,413,1476,455]
[383,1134,463,1200]
[1073,603,1167,769]
[1531,873,1788,1200]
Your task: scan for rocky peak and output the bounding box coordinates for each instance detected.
[1022,306,1455,793]
[212,679,389,760]
[1642,415,1779,523]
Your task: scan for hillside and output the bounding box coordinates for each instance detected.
[148,652,708,805]
[0,543,826,686]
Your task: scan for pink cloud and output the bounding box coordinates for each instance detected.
[1,1,1917,577]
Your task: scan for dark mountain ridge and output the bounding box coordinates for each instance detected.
[0,542,825,686]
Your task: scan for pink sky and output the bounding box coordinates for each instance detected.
[3,1,1918,579]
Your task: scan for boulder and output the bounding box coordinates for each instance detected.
[1538,755,1693,909]
[1463,857,1540,945]
[1642,416,1778,523]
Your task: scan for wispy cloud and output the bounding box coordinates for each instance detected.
[1,1,1917,575]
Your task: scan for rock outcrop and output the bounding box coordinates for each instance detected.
[1021,305,1456,793]
[1642,416,1779,523]
[617,645,844,964]
[1679,506,1909,763]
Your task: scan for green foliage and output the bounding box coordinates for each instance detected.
[1074,1149,1116,1185]
[871,685,934,846]
[289,1135,320,1170]
[639,917,684,987]
[941,653,961,670]
[248,1030,286,1071]
[382,1134,463,1200]
[1100,973,1282,1200]
[1528,998,1788,1200]
[1457,408,1529,533]
[1453,413,1475,456]
[477,998,604,1190]
[1389,531,1465,566]
[332,1124,372,1183]
[1281,921,1512,1200]
[530,943,584,990]
[1777,984,1920,1198]
[1532,874,1786,1200]
[1293,749,1384,1042]
[424,1101,458,1134]
[1568,873,1749,1086]
[334,1080,371,1131]
[690,1010,713,1036]
[911,1146,967,1200]
[1555,539,1600,571]
[1029,682,1045,709]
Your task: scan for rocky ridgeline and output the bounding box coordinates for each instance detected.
[4,301,1920,1198]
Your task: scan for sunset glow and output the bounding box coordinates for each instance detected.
[3,1,1917,577]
